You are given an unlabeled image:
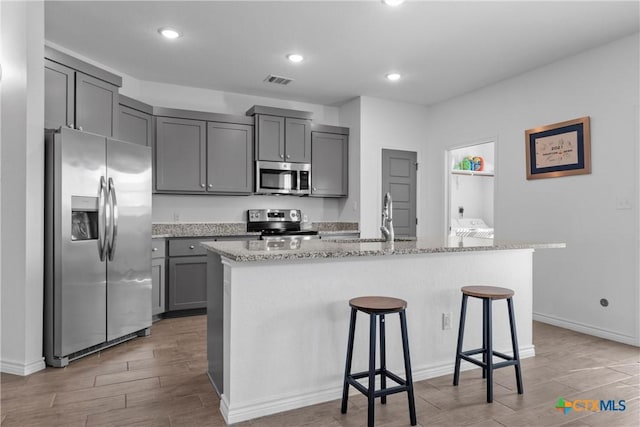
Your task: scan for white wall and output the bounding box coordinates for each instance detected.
[0,0,46,374]
[336,97,361,222]
[359,96,429,237]
[423,34,640,345]
[152,194,341,224]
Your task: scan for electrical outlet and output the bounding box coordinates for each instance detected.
[616,198,632,210]
[442,312,452,330]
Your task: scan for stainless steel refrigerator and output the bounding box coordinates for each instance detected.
[45,127,152,367]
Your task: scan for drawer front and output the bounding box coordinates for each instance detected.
[169,238,216,257]
[151,238,166,258]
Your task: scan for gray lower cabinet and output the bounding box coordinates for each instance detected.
[155,117,207,192]
[168,256,208,311]
[151,239,166,316]
[311,131,349,197]
[255,114,311,163]
[118,105,153,147]
[45,59,118,137]
[207,122,253,193]
[167,236,257,312]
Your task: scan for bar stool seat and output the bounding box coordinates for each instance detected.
[341,296,417,427]
[349,296,407,313]
[453,285,524,403]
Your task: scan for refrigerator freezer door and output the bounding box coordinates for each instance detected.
[55,128,108,356]
[106,138,152,340]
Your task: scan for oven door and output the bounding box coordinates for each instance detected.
[256,161,299,194]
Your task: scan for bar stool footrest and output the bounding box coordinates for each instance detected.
[458,349,521,370]
[347,369,409,399]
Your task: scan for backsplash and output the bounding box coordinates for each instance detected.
[152,194,348,223]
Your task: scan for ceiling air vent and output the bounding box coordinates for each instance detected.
[264,74,294,86]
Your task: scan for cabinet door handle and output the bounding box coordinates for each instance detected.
[280,154,284,159]
[200,183,205,188]
[67,123,74,129]
[77,126,83,131]
[152,247,158,252]
[313,187,317,191]
[286,154,291,159]
[189,245,195,249]
[208,184,213,188]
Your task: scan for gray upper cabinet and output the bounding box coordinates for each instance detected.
[75,73,118,137]
[284,118,312,162]
[155,117,207,192]
[44,60,75,130]
[256,115,285,161]
[207,122,253,194]
[311,130,349,197]
[45,48,122,138]
[254,114,311,163]
[118,104,153,147]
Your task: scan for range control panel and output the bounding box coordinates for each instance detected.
[247,209,301,223]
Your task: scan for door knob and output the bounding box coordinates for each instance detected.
[189,245,195,249]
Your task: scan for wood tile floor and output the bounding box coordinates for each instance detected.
[1,317,638,426]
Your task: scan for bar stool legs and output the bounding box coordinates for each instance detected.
[341,297,416,427]
[453,286,524,403]
[507,298,524,394]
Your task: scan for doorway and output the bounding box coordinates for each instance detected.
[445,140,495,239]
[381,149,417,237]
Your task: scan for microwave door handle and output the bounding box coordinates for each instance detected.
[107,177,118,261]
[98,176,108,261]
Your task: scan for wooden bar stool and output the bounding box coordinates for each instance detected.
[341,296,417,427]
[453,286,523,403]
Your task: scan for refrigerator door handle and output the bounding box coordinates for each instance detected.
[98,176,109,261]
[107,177,119,261]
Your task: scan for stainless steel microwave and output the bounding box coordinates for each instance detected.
[255,161,311,195]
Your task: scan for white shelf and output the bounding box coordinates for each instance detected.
[451,170,494,177]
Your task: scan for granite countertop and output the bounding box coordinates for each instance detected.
[151,222,359,239]
[152,222,260,238]
[202,237,565,262]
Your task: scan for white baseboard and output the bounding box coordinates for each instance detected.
[533,312,639,346]
[220,345,535,424]
[0,357,46,376]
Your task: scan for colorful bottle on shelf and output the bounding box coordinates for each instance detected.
[472,156,484,171]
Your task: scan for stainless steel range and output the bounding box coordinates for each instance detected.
[247,209,319,240]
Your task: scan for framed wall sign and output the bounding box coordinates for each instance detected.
[525,116,591,180]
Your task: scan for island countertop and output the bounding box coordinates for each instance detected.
[201,237,565,262]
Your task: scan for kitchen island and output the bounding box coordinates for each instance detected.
[203,237,564,424]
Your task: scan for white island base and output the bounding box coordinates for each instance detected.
[206,246,535,424]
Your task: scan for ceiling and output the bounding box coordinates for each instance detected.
[44,1,639,107]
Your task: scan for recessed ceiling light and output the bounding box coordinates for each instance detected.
[386,73,401,81]
[382,0,405,6]
[158,27,182,39]
[287,54,304,63]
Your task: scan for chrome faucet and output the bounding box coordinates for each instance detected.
[380,192,395,242]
